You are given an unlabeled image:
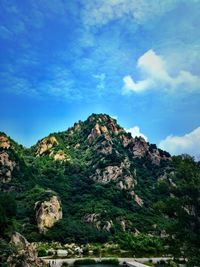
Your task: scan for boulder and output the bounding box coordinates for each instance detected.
[8,232,46,267]
[35,196,62,233]
[0,135,11,149]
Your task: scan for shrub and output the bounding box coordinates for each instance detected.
[37,247,47,257]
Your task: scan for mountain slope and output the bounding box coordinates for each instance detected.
[0,114,173,245]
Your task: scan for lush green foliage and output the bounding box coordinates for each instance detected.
[0,192,17,237]
[114,233,165,256]
[158,156,200,266]
[1,114,200,263]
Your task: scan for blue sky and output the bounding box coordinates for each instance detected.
[0,0,200,156]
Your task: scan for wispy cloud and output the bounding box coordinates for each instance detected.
[39,67,82,100]
[1,63,82,100]
[81,0,178,28]
[93,73,106,91]
[125,126,147,141]
[159,127,200,157]
[122,49,200,94]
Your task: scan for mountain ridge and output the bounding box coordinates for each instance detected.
[2,113,198,264]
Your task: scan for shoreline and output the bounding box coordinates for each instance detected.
[42,257,172,267]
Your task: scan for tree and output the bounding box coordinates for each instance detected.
[164,156,200,266]
[0,193,17,237]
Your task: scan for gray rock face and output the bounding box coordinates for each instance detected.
[84,213,113,232]
[35,195,63,233]
[8,232,46,267]
[91,158,135,187]
[132,137,149,158]
[0,152,16,183]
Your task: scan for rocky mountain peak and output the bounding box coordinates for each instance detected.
[88,113,114,123]
[86,114,124,144]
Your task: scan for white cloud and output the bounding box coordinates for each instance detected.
[122,75,152,93]
[125,126,148,141]
[159,127,200,157]
[82,0,177,27]
[122,49,200,93]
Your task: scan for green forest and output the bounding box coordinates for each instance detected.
[0,114,200,266]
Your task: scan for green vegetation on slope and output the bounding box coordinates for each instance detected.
[0,114,200,266]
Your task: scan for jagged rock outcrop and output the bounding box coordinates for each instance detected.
[92,165,123,184]
[118,175,135,190]
[35,136,69,161]
[0,135,11,149]
[130,191,144,206]
[97,139,113,155]
[120,133,132,148]
[36,136,58,156]
[49,150,69,161]
[8,232,46,267]
[87,115,123,144]
[132,137,149,158]
[131,137,170,165]
[87,123,111,144]
[35,195,62,233]
[84,213,113,232]
[91,157,135,186]
[116,217,132,232]
[0,152,16,183]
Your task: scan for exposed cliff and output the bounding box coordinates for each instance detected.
[35,195,63,233]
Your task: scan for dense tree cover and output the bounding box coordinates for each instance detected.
[0,193,18,266]
[0,193,17,237]
[114,233,165,256]
[157,156,200,266]
[1,114,200,263]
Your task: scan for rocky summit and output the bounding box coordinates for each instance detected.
[0,114,199,265]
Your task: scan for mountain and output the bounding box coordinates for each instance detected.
[0,114,199,264]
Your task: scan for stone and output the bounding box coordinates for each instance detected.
[8,232,46,267]
[0,135,11,149]
[0,152,16,183]
[35,196,62,233]
[132,137,149,158]
[84,213,113,232]
[36,136,58,156]
[130,191,143,207]
[49,150,69,161]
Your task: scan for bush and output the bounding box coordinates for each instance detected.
[37,247,47,257]
[62,263,69,267]
[168,261,177,267]
[74,259,96,265]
